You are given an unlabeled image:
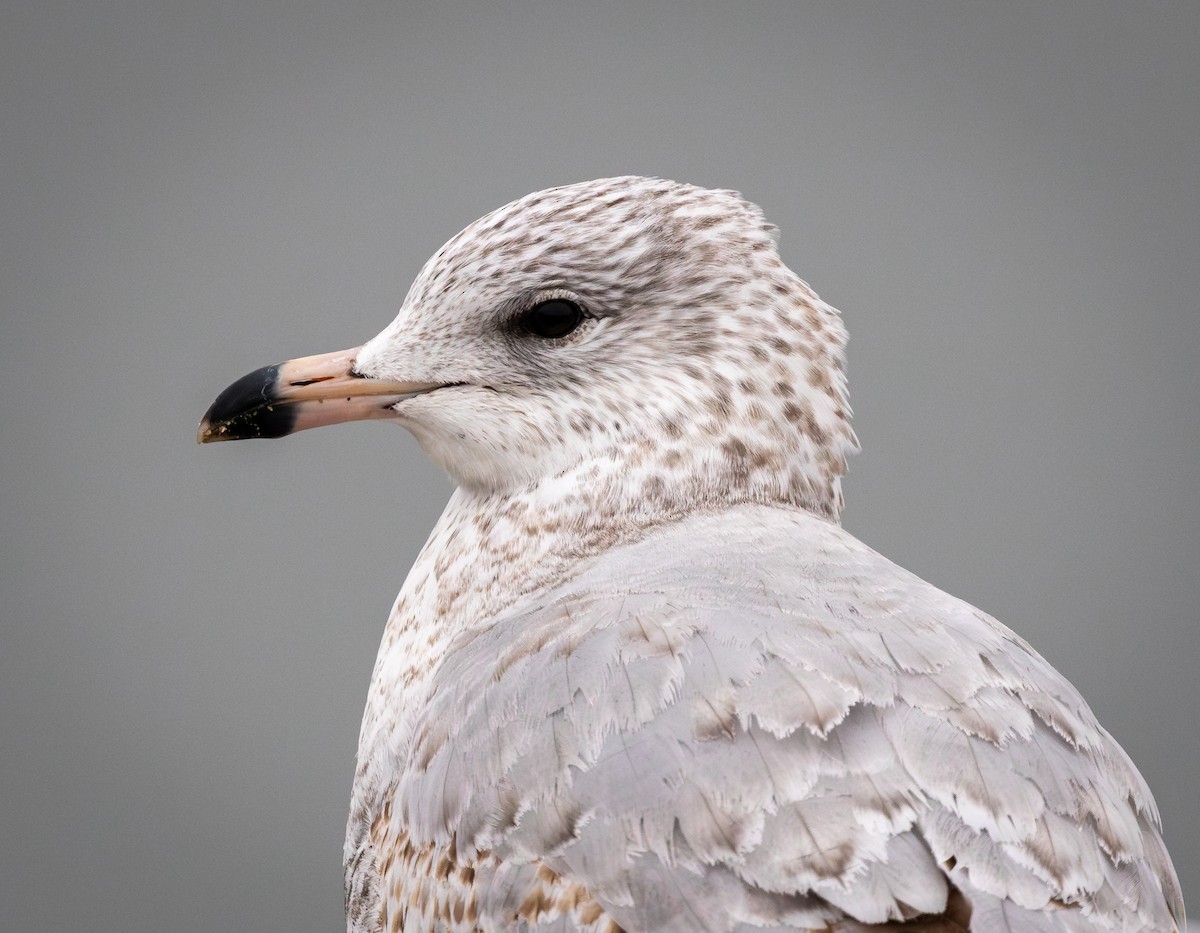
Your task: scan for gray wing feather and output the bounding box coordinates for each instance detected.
[398,505,1183,931]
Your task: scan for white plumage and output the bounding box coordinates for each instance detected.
[201,177,1183,931]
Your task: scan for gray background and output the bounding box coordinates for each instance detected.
[2,2,1196,930]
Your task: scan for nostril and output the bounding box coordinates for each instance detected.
[290,376,334,387]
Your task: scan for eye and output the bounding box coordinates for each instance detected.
[518,299,585,339]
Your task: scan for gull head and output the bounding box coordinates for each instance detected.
[199,176,858,519]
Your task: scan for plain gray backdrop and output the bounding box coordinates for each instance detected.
[2,3,1196,931]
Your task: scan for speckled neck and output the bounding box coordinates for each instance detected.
[354,444,768,776]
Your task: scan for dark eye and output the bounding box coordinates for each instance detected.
[518,299,585,339]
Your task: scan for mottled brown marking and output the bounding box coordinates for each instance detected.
[518,886,553,922]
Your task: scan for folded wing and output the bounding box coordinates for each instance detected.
[398,505,1182,932]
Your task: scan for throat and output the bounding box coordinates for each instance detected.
[364,460,679,708]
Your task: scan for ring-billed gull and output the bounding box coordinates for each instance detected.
[199,177,1183,932]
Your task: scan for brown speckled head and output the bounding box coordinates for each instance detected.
[355,176,858,521]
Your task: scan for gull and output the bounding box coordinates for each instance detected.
[199,177,1184,932]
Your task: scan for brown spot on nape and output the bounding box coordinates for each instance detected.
[722,437,750,461]
[781,401,829,446]
[807,361,832,391]
[749,446,778,470]
[641,471,666,498]
[707,388,734,419]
